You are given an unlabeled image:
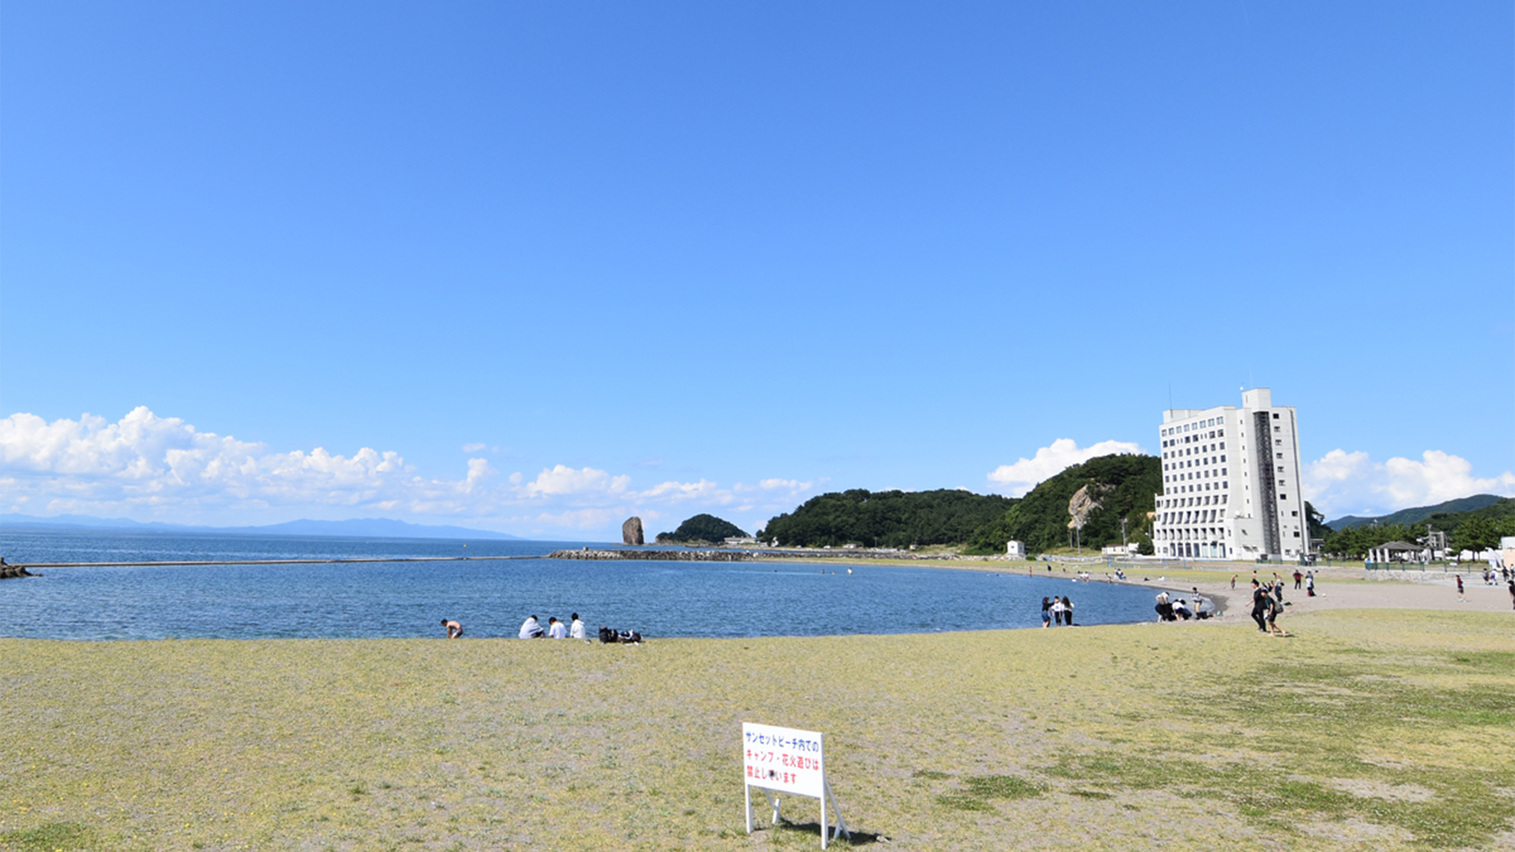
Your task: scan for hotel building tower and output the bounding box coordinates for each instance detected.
[1152,388,1308,561]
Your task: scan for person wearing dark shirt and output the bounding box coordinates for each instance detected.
[1250,581,1269,633]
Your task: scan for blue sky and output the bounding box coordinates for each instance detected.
[3,1,1511,539]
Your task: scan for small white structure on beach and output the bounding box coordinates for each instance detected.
[1367,541,1428,564]
[1005,540,1026,559]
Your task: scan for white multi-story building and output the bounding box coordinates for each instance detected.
[1152,388,1308,562]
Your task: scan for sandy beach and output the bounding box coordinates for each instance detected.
[3,566,1512,851]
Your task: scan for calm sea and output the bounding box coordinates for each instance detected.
[0,529,1159,640]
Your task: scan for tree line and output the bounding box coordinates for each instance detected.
[1317,498,1515,558]
[759,454,1161,555]
[761,488,1014,549]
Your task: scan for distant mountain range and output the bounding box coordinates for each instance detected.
[1325,494,1505,531]
[0,513,522,541]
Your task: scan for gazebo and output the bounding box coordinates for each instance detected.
[1367,541,1427,564]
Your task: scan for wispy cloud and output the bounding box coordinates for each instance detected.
[986,438,1141,497]
[1305,449,1515,517]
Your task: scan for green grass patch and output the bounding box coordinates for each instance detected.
[963,775,1043,799]
[0,821,96,851]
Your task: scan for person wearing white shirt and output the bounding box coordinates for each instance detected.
[519,615,544,639]
[547,617,568,639]
[569,613,586,640]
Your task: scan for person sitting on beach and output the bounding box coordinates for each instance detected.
[519,615,545,639]
[1172,598,1192,620]
[547,616,568,639]
[569,613,586,640]
[440,618,463,639]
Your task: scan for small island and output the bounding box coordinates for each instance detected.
[654,513,749,546]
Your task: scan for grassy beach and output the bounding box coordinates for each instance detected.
[3,577,1514,850]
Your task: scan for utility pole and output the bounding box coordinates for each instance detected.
[1121,517,1129,550]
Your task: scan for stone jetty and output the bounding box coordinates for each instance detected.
[0,562,38,579]
[548,548,754,562]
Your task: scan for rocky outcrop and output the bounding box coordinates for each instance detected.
[622,517,645,546]
[1067,483,1112,530]
[0,563,37,579]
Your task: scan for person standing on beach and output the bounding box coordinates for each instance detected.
[1061,596,1075,626]
[441,619,463,639]
[1455,575,1465,602]
[1250,581,1269,633]
[1040,597,1052,628]
[1050,597,1066,626]
[1265,594,1288,637]
[1231,574,1237,590]
[1306,571,1315,597]
[1293,569,1303,590]
[1507,579,1514,610]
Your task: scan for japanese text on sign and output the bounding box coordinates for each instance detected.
[743,722,824,798]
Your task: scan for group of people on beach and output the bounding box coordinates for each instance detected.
[1249,579,1288,636]
[516,613,586,639]
[438,613,589,640]
[1153,589,1212,621]
[1040,596,1075,627]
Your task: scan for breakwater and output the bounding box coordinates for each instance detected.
[548,548,754,562]
[1,563,39,579]
[1,555,537,570]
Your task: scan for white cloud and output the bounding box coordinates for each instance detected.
[0,408,822,539]
[521,465,631,498]
[755,478,815,493]
[986,438,1141,497]
[461,442,487,453]
[1305,448,1515,517]
[639,478,723,502]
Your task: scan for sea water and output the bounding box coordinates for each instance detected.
[0,529,1160,640]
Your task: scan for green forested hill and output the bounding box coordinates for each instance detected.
[1319,496,1515,557]
[1326,494,1505,530]
[655,513,748,544]
[760,489,1014,549]
[963,454,1161,555]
